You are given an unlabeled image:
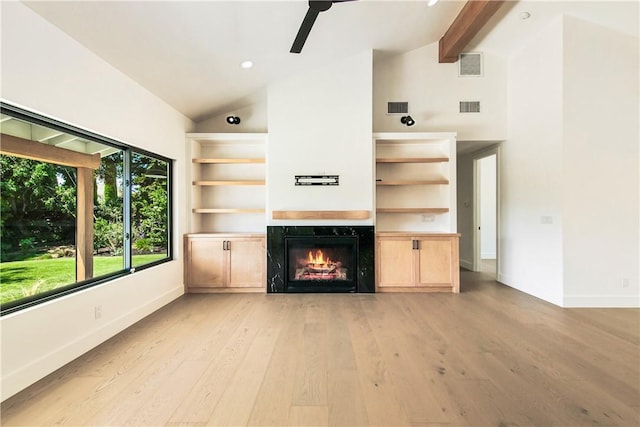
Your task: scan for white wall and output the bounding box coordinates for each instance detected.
[503,14,639,308]
[373,42,507,141]
[267,51,373,226]
[561,16,639,307]
[0,2,193,400]
[480,155,497,259]
[502,16,565,306]
[195,98,268,133]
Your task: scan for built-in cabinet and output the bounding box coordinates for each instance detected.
[376,233,460,293]
[184,234,265,293]
[374,132,459,293]
[184,132,460,294]
[184,133,267,293]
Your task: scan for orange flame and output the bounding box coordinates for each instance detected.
[307,249,331,266]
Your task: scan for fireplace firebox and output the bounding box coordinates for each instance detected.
[286,236,357,292]
[267,226,375,293]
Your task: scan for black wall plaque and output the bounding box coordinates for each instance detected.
[295,175,339,186]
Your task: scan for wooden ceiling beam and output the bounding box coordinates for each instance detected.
[439,0,505,63]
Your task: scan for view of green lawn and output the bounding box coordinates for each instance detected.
[0,254,165,305]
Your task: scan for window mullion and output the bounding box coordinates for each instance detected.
[123,149,132,272]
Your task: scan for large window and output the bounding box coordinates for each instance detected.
[0,103,172,313]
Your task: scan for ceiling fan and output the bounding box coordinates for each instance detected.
[290,0,355,54]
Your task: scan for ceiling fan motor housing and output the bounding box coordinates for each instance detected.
[310,1,333,12]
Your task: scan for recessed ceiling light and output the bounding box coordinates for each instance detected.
[240,60,253,69]
[520,11,531,20]
[427,0,439,6]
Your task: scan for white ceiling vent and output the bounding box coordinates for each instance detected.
[459,53,482,77]
[460,101,481,113]
[387,101,408,115]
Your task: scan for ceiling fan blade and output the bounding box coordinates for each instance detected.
[289,0,355,54]
[290,8,320,54]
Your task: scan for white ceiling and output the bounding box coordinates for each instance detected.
[23,1,639,123]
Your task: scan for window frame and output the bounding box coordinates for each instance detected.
[0,102,174,315]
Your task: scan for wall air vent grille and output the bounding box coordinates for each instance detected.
[460,101,481,113]
[387,102,408,115]
[459,53,482,77]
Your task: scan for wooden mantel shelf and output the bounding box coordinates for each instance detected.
[272,210,371,220]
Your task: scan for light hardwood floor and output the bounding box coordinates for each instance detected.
[2,270,639,426]
[480,259,496,275]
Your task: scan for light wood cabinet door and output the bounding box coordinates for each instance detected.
[377,237,414,288]
[185,234,266,292]
[228,237,265,288]
[187,238,226,287]
[416,238,453,286]
[376,233,460,293]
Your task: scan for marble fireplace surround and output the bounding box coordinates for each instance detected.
[266,226,375,293]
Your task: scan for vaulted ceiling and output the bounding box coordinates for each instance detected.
[23,1,639,122]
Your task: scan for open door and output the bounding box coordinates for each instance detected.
[473,148,500,277]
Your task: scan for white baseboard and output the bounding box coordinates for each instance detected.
[563,294,640,308]
[496,273,563,306]
[497,275,639,307]
[460,259,474,271]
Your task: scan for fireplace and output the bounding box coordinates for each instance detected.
[267,226,375,293]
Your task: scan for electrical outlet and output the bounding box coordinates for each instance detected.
[422,214,435,222]
[622,278,630,288]
[541,216,553,224]
[94,305,102,320]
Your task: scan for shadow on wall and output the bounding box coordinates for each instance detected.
[195,94,268,133]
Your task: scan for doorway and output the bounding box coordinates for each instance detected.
[473,149,499,277]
